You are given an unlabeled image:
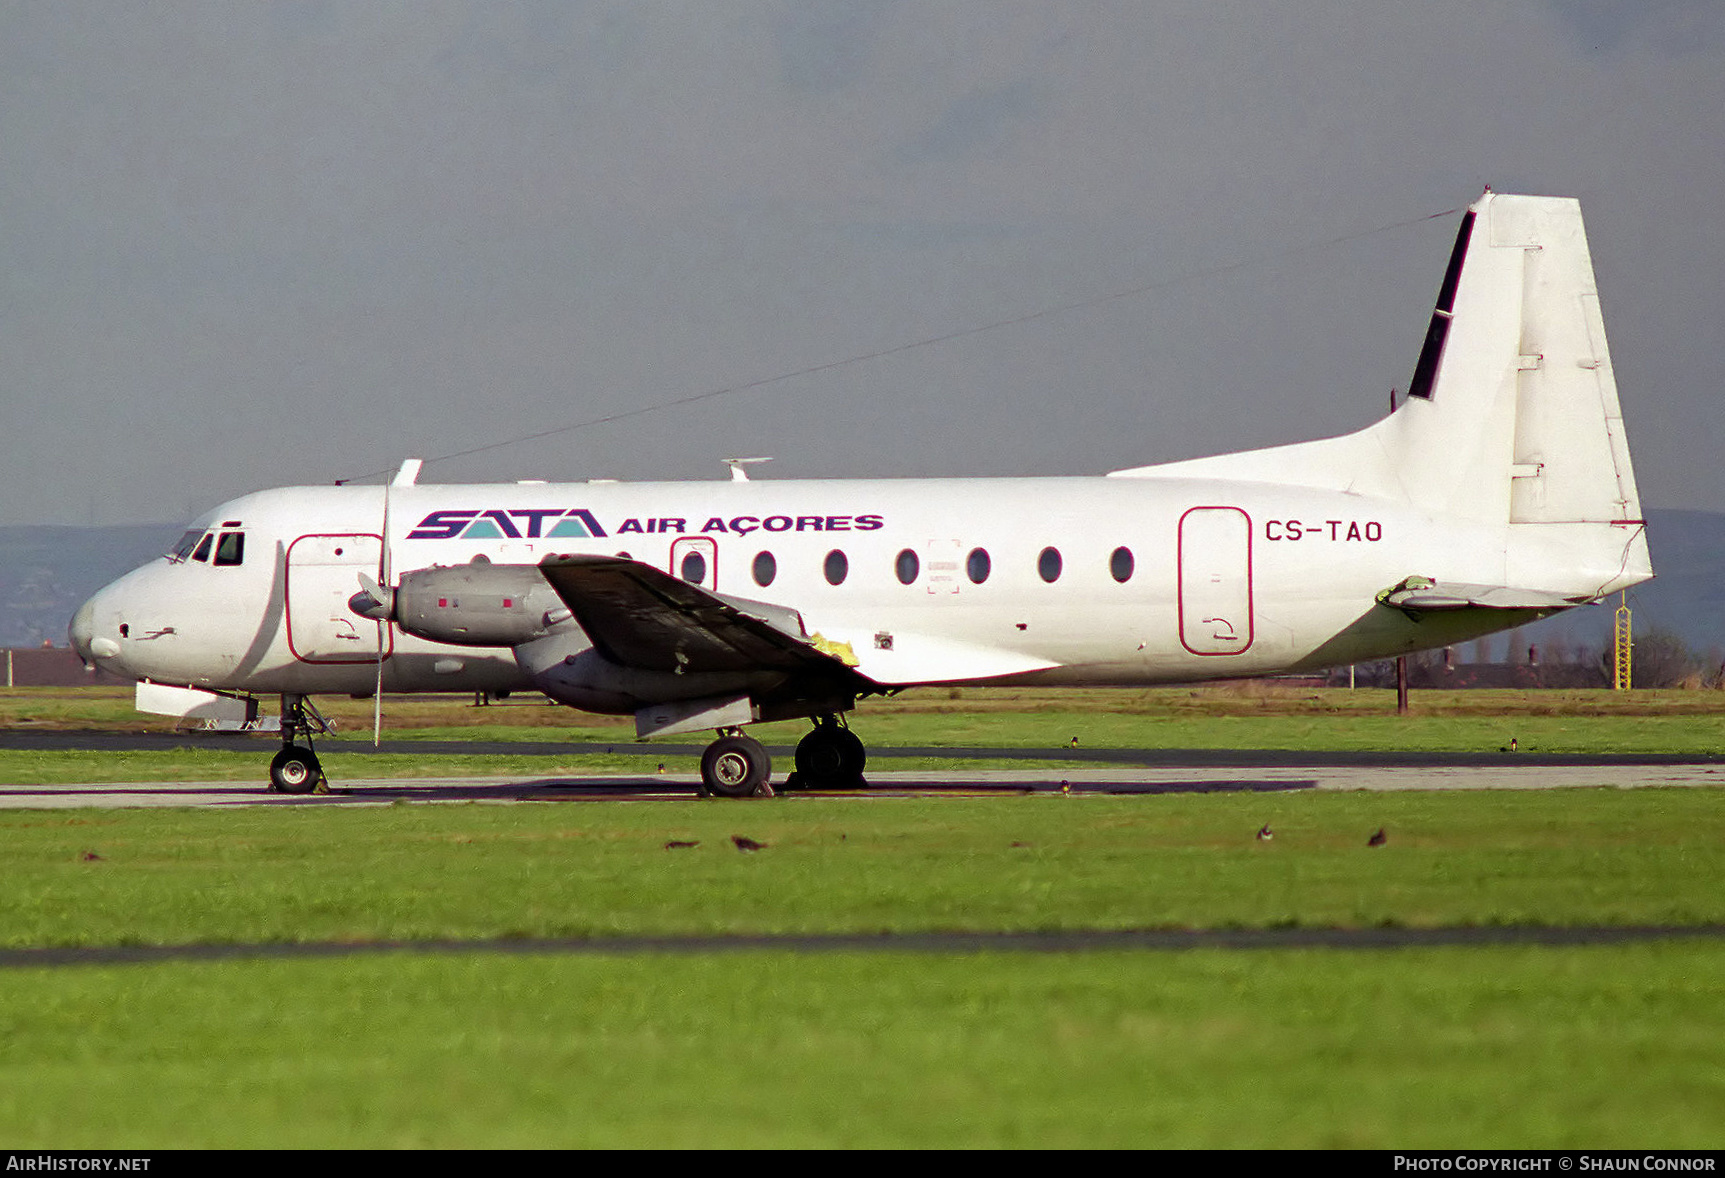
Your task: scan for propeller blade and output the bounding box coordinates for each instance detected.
[374,483,391,748]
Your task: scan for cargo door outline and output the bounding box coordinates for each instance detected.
[1177,507,1254,656]
[285,533,391,664]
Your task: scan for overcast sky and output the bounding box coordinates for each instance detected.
[3,1,1722,527]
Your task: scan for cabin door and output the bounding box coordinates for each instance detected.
[285,534,390,663]
[1177,507,1254,656]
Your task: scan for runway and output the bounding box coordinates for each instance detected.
[2,762,1722,808]
[6,729,1725,769]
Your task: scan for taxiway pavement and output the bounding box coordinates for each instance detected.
[2,762,1722,808]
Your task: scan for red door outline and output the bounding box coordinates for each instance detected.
[285,533,394,664]
[1177,506,1254,656]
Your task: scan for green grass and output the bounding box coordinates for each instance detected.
[2,791,1720,948]
[2,944,1721,1148]
[8,685,1725,759]
[4,685,1724,1147]
[3,683,1725,786]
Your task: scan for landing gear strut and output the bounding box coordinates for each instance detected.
[787,715,867,790]
[699,730,773,799]
[270,693,327,794]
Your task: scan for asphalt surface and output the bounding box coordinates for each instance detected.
[1,760,1722,808]
[2,730,1723,807]
[5,728,1725,767]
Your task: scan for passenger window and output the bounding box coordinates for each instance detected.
[1110,546,1133,583]
[679,551,707,584]
[191,534,213,563]
[895,548,919,585]
[752,551,777,587]
[1038,547,1062,583]
[967,548,991,584]
[215,532,246,567]
[824,550,849,586]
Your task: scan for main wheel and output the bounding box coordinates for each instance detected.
[269,746,323,795]
[700,734,772,799]
[794,724,866,788]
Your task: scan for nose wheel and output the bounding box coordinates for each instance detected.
[269,745,324,794]
[269,693,329,794]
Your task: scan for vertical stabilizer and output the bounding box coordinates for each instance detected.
[1109,190,1651,597]
[1377,191,1649,593]
[1381,191,1644,533]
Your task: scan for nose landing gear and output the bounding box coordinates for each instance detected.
[269,693,329,794]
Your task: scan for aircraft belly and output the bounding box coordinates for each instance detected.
[203,643,531,696]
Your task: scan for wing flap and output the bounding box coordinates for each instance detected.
[536,554,856,676]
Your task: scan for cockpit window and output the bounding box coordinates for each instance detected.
[191,534,213,563]
[214,532,245,566]
[169,530,204,561]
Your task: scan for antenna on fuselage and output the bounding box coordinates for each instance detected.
[723,457,772,482]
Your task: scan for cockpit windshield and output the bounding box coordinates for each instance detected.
[168,530,204,562]
[167,526,245,566]
[214,532,245,566]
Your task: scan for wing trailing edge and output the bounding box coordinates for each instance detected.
[536,553,870,681]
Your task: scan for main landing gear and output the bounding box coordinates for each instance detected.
[698,730,773,799]
[694,715,869,798]
[787,715,867,791]
[269,693,328,795]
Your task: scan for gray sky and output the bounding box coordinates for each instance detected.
[4,1,1722,526]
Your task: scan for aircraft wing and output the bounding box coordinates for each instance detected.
[1376,576,1592,614]
[536,553,868,677]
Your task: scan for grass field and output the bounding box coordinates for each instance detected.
[3,791,1722,945]
[2,684,1724,787]
[4,943,1720,1149]
[1,686,1722,1147]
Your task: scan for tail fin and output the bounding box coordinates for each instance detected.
[1112,190,1651,597]
[1383,191,1644,529]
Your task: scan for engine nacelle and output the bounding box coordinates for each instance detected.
[391,563,569,648]
[512,627,788,715]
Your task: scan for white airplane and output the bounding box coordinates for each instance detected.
[68,191,1650,797]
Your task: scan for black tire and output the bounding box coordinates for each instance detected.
[794,725,867,788]
[700,734,771,799]
[270,746,322,795]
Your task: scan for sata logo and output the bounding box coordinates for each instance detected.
[407,509,607,541]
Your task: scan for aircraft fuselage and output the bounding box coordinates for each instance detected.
[72,473,1578,703]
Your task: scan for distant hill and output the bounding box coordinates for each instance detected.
[2,510,1718,664]
[0,524,179,647]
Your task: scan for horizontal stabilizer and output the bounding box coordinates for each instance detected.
[1376,575,1589,615]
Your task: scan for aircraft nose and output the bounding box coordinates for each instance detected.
[68,599,94,659]
[68,595,120,664]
